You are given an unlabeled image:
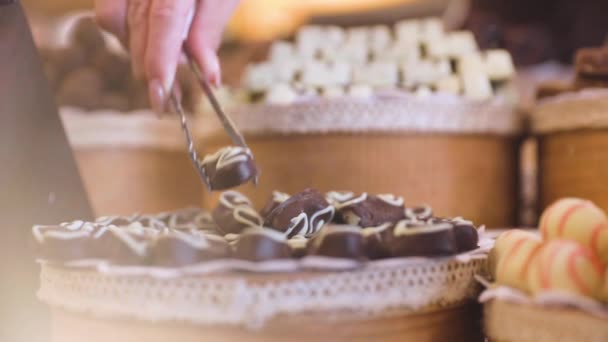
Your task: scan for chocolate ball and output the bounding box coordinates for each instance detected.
[260,191,290,219]
[335,193,406,227]
[387,221,458,257]
[233,227,291,261]
[151,230,231,267]
[201,146,258,191]
[212,191,263,235]
[308,225,366,259]
[264,188,334,238]
[451,218,479,253]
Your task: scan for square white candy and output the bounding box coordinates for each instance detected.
[346,27,369,45]
[484,49,515,80]
[269,41,295,62]
[348,84,373,99]
[419,18,444,42]
[369,25,393,52]
[330,62,352,85]
[402,59,451,87]
[435,76,461,94]
[458,55,492,100]
[325,26,346,46]
[265,83,298,105]
[296,25,324,58]
[321,85,345,99]
[445,31,478,57]
[243,62,276,91]
[395,19,420,43]
[374,40,420,64]
[301,61,332,87]
[274,60,301,83]
[321,42,369,65]
[354,62,398,87]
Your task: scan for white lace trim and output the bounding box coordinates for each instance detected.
[532,88,608,134]
[60,108,196,150]
[38,255,486,327]
[230,92,520,136]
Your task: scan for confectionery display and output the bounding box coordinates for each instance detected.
[33,189,483,266]
[481,197,608,342]
[201,146,258,190]
[239,18,515,104]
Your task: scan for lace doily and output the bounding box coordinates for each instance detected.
[532,89,608,134]
[60,108,196,150]
[38,255,486,327]
[230,92,521,136]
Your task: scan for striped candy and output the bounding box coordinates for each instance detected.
[539,198,608,264]
[528,240,604,299]
[493,230,542,292]
[489,229,541,280]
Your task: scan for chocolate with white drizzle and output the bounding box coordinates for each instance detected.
[233,227,291,261]
[260,191,290,219]
[212,191,263,235]
[151,230,231,267]
[32,221,100,261]
[451,217,479,253]
[264,188,334,238]
[335,193,406,227]
[362,223,393,259]
[308,225,366,259]
[386,221,457,257]
[405,205,433,221]
[94,225,151,265]
[201,146,257,190]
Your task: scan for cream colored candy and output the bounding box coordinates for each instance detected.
[325,26,345,46]
[419,17,444,41]
[375,40,420,64]
[539,197,608,264]
[329,62,352,86]
[527,239,605,300]
[348,84,373,99]
[414,86,432,98]
[320,86,345,99]
[459,54,492,100]
[301,61,332,87]
[274,60,300,83]
[424,36,449,59]
[395,19,419,43]
[296,25,323,58]
[402,59,450,87]
[265,83,298,105]
[435,76,461,95]
[269,41,295,62]
[243,62,276,92]
[445,31,478,57]
[321,42,369,65]
[354,62,398,88]
[495,235,543,292]
[489,229,541,279]
[484,49,515,81]
[346,27,369,45]
[369,25,392,52]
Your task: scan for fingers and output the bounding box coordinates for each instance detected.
[127,0,150,80]
[94,0,128,44]
[145,0,195,113]
[187,0,240,86]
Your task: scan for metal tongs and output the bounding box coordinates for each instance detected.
[169,49,257,191]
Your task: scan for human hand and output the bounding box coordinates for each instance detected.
[95,0,240,113]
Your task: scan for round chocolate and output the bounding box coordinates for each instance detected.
[201,146,257,191]
[451,218,479,253]
[260,191,290,219]
[150,230,231,267]
[264,188,334,238]
[233,227,291,261]
[336,193,406,227]
[212,191,263,235]
[387,221,458,257]
[308,225,366,259]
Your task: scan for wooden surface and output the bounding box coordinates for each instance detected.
[52,303,483,342]
[202,133,520,227]
[539,130,608,214]
[74,148,203,216]
[484,299,608,342]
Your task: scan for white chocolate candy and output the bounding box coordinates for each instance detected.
[265,83,297,105]
[269,41,295,62]
[354,62,398,87]
[243,62,276,92]
[445,31,478,57]
[484,49,515,80]
[321,86,345,99]
[435,76,461,95]
[274,60,300,83]
[296,25,323,58]
[527,239,605,299]
[459,54,492,100]
[415,86,432,98]
[321,42,369,65]
[369,25,392,52]
[419,17,444,42]
[346,27,369,45]
[539,198,608,264]
[395,19,419,43]
[329,62,352,85]
[402,59,450,87]
[301,61,332,87]
[375,40,420,64]
[348,84,373,99]
[325,26,345,46]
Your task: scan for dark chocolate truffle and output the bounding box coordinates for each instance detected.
[260,191,290,219]
[335,193,406,227]
[150,230,231,267]
[212,191,263,235]
[387,221,458,257]
[308,225,366,259]
[451,218,479,253]
[264,188,334,238]
[201,146,257,191]
[233,227,291,261]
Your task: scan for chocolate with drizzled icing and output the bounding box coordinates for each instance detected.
[334,193,406,227]
[201,146,257,191]
[212,191,263,235]
[260,191,290,219]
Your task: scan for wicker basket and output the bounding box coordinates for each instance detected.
[200,94,522,227]
[532,89,608,213]
[61,109,203,216]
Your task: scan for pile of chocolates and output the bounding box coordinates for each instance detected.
[536,47,608,100]
[33,189,480,267]
[242,18,515,104]
[39,18,197,112]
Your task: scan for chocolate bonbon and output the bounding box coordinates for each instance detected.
[387,221,457,257]
[213,191,263,235]
[451,218,479,253]
[265,188,334,238]
[308,225,366,259]
[335,193,405,227]
[233,227,291,261]
[151,230,231,267]
[362,223,393,259]
[260,191,290,219]
[201,146,257,191]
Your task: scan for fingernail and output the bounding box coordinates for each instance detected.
[202,49,221,87]
[149,79,166,114]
